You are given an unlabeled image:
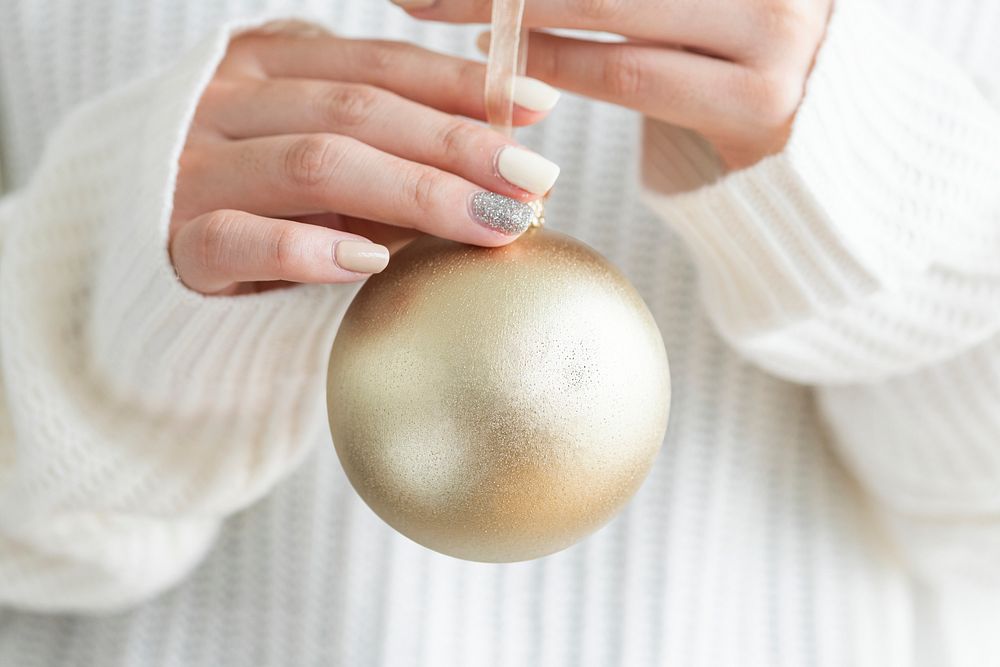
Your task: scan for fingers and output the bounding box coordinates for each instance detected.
[512,33,778,138]
[231,35,560,123]
[394,0,755,60]
[170,210,390,295]
[178,134,544,247]
[197,78,559,200]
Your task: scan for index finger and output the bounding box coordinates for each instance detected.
[232,35,561,123]
[393,0,755,60]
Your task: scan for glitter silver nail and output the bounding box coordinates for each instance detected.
[469,191,535,235]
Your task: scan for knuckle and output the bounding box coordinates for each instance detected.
[455,61,484,98]
[759,75,803,125]
[191,79,247,134]
[402,167,443,220]
[197,210,242,273]
[198,78,236,107]
[735,68,802,127]
[603,47,647,99]
[745,0,829,69]
[567,0,625,21]
[270,225,301,275]
[223,34,260,63]
[356,39,410,74]
[221,34,273,77]
[755,0,817,45]
[283,134,343,189]
[438,120,480,162]
[176,145,207,184]
[319,83,383,128]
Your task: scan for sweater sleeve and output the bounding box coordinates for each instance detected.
[0,16,354,613]
[641,0,1000,584]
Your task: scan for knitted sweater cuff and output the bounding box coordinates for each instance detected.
[80,16,353,422]
[641,0,1000,342]
[0,15,349,611]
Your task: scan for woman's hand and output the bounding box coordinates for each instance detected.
[394,0,832,170]
[171,30,562,295]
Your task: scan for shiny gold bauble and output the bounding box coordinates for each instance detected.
[326,227,670,562]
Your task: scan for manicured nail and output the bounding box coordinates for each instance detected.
[513,76,561,112]
[391,0,436,8]
[335,241,390,274]
[496,146,561,195]
[469,192,535,235]
[476,32,492,54]
[475,34,559,113]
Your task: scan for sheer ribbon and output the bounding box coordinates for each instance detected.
[485,0,528,137]
[485,0,546,224]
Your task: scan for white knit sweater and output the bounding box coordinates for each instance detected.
[1,0,998,664]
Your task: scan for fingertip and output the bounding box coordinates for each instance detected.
[472,221,531,248]
[476,31,491,55]
[462,224,528,249]
[505,188,543,204]
[512,110,552,130]
[480,229,528,248]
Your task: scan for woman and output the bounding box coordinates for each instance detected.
[0,0,998,664]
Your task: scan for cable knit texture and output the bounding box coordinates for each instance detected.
[0,0,998,664]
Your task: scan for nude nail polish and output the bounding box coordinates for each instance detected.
[391,0,436,8]
[496,146,561,195]
[336,241,390,274]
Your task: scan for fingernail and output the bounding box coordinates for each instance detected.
[496,146,561,195]
[392,0,436,8]
[513,76,561,112]
[469,191,535,235]
[476,32,492,54]
[335,241,390,274]
[475,33,559,113]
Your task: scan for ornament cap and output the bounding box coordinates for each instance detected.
[528,198,546,228]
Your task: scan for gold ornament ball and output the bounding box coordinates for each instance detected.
[326,227,671,562]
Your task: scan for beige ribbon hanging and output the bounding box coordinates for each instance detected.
[484,0,546,225]
[484,0,528,136]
